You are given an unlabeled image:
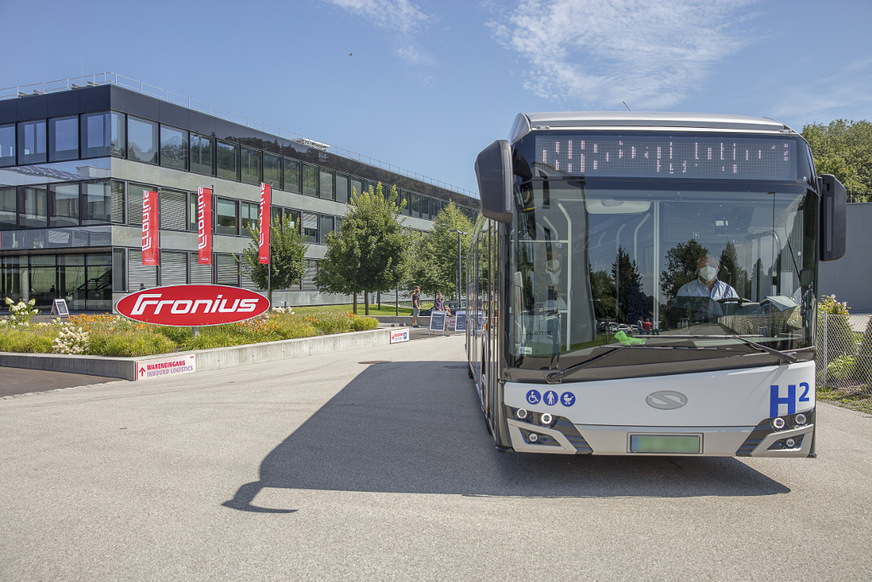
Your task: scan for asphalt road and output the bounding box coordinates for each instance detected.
[1,334,871,581]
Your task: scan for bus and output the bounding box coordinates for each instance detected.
[466,112,846,457]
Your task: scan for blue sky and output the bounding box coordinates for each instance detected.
[2,0,870,195]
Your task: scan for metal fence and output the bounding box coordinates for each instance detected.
[816,312,872,396]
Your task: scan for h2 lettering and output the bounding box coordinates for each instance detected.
[770,383,810,418]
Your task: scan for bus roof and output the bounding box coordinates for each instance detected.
[510,112,796,143]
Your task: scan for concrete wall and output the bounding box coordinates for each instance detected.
[0,327,400,381]
[819,203,872,312]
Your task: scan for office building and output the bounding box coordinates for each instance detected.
[0,74,477,311]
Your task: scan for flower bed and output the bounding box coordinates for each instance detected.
[0,303,378,358]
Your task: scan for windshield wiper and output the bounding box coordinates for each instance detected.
[543,335,796,384]
[543,343,719,384]
[666,335,798,364]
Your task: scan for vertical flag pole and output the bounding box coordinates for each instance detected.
[259,183,272,307]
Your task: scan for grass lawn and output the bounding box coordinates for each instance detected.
[293,304,414,316]
[817,387,872,414]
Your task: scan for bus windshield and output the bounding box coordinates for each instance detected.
[507,177,817,373]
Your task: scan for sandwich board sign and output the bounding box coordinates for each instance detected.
[454,311,467,334]
[429,310,446,335]
[51,299,70,318]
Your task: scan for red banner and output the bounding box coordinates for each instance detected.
[142,190,159,266]
[259,183,271,264]
[197,187,212,265]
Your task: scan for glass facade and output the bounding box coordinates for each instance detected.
[0,86,477,310]
[127,116,158,164]
[160,125,188,171]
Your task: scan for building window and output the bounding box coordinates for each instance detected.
[49,116,79,162]
[160,251,188,286]
[351,178,363,198]
[263,153,282,188]
[81,111,125,158]
[319,215,334,244]
[112,248,127,293]
[283,159,301,193]
[160,189,188,231]
[127,116,158,164]
[272,206,300,233]
[302,211,318,243]
[86,253,112,302]
[127,183,156,225]
[19,185,48,228]
[215,197,238,235]
[0,124,14,166]
[240,147,261,185]
[111,180,125,224]
[49,183,80,227]
[18,120,47,165]
[82,181,112,225]
[302,259,318,291]
[0,186,16,230]
[302,163,318,197]
[241,201,259,234]
[319,169,334,200]
[216,141,238,181]
[216,254,239,286]
[190,133,213,176]
[336,174,349,204]
[160,125,188,171]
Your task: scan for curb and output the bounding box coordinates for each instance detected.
[0,327,406,381]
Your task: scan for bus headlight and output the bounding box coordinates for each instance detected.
[516,408,528,420]
[795,413,807,426]
[771,417,786,430]
[528,433,539,443]
[540,413,553,426]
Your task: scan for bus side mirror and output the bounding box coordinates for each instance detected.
[475,140,513,223]
[819,174,846,262]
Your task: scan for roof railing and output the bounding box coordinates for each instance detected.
[0,72,476,198]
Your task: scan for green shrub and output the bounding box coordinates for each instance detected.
[89,330,176,357]
[0,325,54,352]
[306,311,351,335]
[349,315,378,331]
[826,355,856,385]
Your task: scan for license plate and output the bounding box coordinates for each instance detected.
[630,434,701,454]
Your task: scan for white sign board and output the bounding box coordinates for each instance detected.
[390,328,410,343]
[429,310,446,335]
[50,298,69,318]
[135,354,196,381]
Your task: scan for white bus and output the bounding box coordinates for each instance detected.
[467,112,846,457]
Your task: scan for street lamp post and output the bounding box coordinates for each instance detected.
[450,229,466,303]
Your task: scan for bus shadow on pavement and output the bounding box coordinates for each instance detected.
[223,360,789,512]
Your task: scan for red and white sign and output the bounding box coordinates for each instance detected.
[259,183,271,264]
[142,190,159,266]
[136,354,196,381]
[116,285,270,326]
[390,329,410,344]
[197,187,212,265]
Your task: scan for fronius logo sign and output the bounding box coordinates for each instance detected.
[116,285,269,326]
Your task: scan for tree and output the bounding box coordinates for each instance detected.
[315,183,408,314]
[802,119,872,202]
[406,202,475,302]
[241,215,308,307]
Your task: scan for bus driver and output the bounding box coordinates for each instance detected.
[677,253,738,300]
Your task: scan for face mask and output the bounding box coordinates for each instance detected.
[699,265,717,282]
